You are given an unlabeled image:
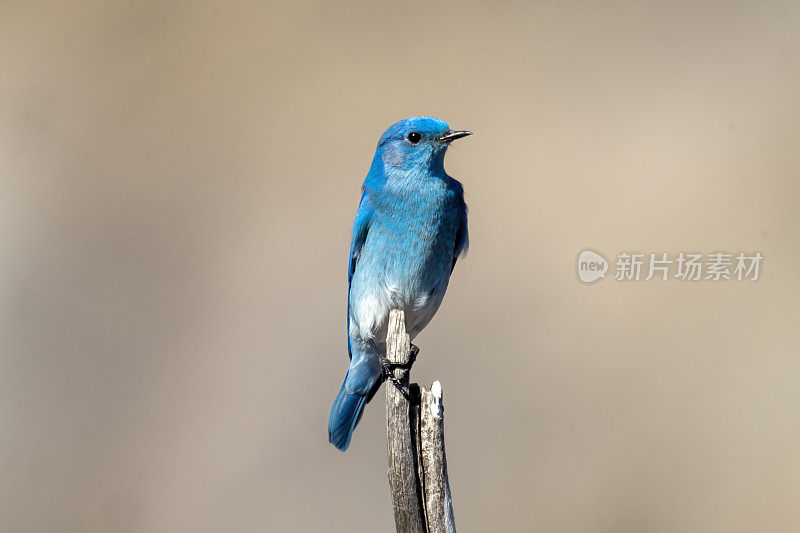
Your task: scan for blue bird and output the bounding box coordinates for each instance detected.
[328,117,471,451]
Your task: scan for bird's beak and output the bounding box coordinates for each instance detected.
[436,130,473,144]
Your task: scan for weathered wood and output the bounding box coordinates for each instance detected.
[420,382,456,533]
[385,309,426,533]
[386,309,457,533]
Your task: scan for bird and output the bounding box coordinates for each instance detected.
[328,116,471,451]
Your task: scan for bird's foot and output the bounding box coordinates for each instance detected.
[380,357,412,400]
[379,344,420,399]
[385,344,419,370]
[408,343,420,365]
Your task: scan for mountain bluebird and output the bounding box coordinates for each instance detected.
[328,116,471,451]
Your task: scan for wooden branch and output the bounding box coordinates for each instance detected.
[386,310,426,533]
[420,382,456,533]
[385,309,457,533]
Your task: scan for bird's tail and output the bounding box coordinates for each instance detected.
[328,367,378,451]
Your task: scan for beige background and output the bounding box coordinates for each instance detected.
[2,1,799,531]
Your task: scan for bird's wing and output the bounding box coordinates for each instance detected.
[451,204,469,274]
[346,191,373,358]
[348,191,373,288]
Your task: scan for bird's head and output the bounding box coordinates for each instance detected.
[373,116,472,174]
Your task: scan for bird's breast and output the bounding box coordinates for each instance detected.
[348,191,461,343]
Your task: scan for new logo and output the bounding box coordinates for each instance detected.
[577,250,608,283]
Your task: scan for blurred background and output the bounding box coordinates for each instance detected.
[2,1,799,531]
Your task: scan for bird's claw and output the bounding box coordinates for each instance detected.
[382,344,419,372]
[379,348,418,400]
[409,343,419,363]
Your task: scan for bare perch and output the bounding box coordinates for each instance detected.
[385,309,457,533]
[386,310,426,532]
[420,382,456,533]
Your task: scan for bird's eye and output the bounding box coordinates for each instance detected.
[407,132,422,144]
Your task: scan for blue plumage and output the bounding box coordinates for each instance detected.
[328,117,471,451]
